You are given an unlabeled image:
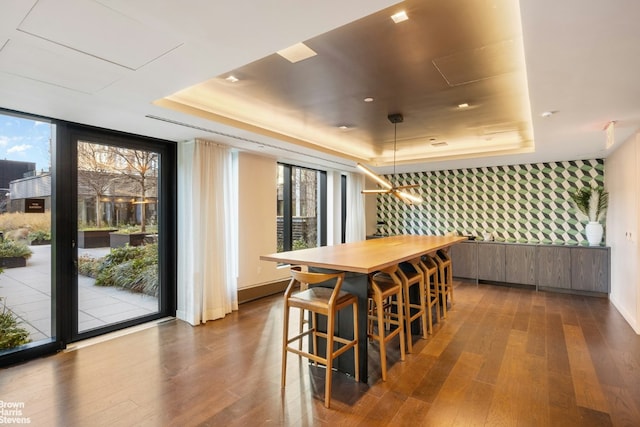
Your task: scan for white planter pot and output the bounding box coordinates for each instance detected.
[585,221,603,246]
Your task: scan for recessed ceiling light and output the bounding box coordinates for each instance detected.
[391,11,409,23]
[364,97,374,103]
[225,75,239,83]
[338,125,350,130]
[277,42,317,63]
[541,110,556,118]
[458,103,469,108]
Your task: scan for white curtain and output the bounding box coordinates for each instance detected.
[179,139,238,325]
[345,172,366,242]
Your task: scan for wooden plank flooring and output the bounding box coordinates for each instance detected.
[2,281,640,426]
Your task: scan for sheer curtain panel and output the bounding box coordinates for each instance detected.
[346,172,366,242]
[179,139,238,325]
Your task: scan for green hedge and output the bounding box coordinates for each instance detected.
[0,298,31,350]
[78,244,158,297]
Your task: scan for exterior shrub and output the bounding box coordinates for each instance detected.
[79,244,158,297]
[28,230,51,244]
[0,241,32,259]
[0,212,50,234]
[78,255,101,277]
[0,297,31,350]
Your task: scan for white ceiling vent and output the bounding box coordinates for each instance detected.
[433,40,519,86]
[0,38,125,93]
[17,0,182,70]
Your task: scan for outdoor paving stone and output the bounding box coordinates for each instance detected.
[84,302,151,318]
[1,290,48,306]
[78,295,123,309]
[99,308,156,324]
[79,319,107,332]
[1,244,160,343]
[22,317,51,338]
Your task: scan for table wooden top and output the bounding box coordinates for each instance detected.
[260,235,468,274]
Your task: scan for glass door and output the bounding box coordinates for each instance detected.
[75,139,162,336]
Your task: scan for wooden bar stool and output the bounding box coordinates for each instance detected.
[372,259,428,353]
[397,258,428,352]
[281,266,359,408]
[419,255,440,332]
[293,266,309,351]
[433,250,454,318]
[368,265,406,381]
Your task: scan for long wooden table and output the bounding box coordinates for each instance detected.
[260,234,467,381]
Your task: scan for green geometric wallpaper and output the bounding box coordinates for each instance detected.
[377,159,605,245]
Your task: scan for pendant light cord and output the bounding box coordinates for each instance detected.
[393,122,397,187]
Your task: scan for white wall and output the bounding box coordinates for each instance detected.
[237,152,289,289]
[236,153,354,289]
[606,131,640,334]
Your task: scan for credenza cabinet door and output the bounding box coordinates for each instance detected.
[448,242,609,294]
[505,244,537,285]
[478,243,506,282]
[570,247,610,293]
[450,241,477,279]
[537,246,572,289]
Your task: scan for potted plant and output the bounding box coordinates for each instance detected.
[570,184,609,246]
[0,240,32,268]
[28,230,51,245]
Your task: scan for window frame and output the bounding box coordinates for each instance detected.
[277,162,327,252]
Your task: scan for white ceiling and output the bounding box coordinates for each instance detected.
[1,0,639,174]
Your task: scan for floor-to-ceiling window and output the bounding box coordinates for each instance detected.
[0,112,54,360]
[277,163,327,252]
[0,110,176,365]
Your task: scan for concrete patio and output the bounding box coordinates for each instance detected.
[0,244,158,343]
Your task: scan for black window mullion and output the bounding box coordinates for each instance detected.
[282,164,292,251]
[341,174,347,243]
[54,122,76,345]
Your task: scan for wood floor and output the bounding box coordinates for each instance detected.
[2,281,640,426]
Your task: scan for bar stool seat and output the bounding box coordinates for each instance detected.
[368,265,406,381]
[281,267,359,408]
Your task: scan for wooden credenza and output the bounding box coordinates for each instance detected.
[450,241,610,295]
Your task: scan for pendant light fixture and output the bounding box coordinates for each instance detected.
[357,113,423,204]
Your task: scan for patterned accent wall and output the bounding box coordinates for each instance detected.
[377,159,605,245]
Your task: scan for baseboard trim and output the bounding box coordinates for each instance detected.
[609,294,640,335]
[238,279,289,304]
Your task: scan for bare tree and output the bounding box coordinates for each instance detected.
[114,148,158,233]
[77,142,118,228]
